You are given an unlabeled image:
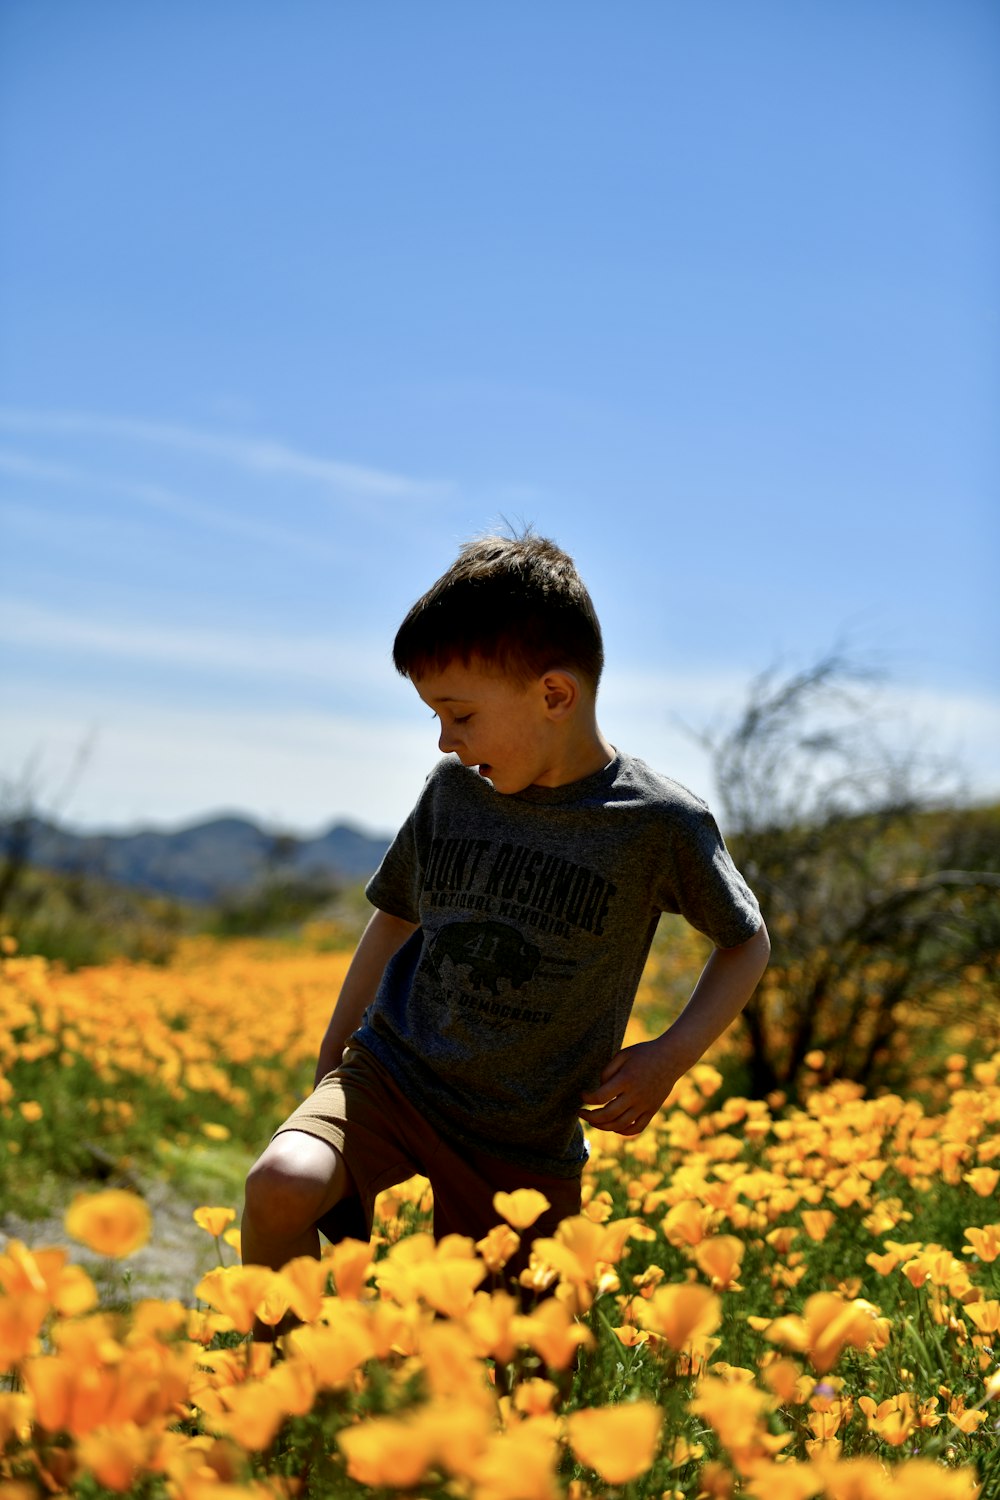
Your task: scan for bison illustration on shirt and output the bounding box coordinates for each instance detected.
[429,920,541,996]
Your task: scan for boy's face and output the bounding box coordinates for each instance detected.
[412,657,567,795]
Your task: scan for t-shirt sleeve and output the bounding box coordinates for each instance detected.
[655,804,761,948]
[365,806,423,923]
[364,760,454,922]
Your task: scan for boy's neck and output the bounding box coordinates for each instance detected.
[542,715,615,788]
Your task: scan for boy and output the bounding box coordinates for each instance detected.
[242,532,769,1289]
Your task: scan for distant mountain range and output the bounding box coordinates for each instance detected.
[10,815,392,906]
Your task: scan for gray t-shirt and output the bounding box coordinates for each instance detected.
[356,752,760,1176]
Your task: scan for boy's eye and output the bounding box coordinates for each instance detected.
[428,711,472,726]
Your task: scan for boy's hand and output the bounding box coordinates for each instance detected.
[579,923,770,1136]
[578,1036,684,1137]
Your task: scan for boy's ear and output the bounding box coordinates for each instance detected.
[540,670,579,719]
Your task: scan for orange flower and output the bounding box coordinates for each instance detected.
[764,1294,878,1376]
[965,1299,1000,1335]
[77,1422,158,1492]
[193,1206,237,1238]
[409,1395,494,1477]
[465,1290,520,1364]
[866,1249,904,1277]
[695,1235,745,1291]
[662,1198,714,1248]
[195,1265,280,1334]
[963,1168,1000,1197]
[565,1401,662,1484]
[749,1462,825,1498]
[512,1298,594,1370]
[0,1292,49,1368]
[963,1224,1000,1263]
[512,1379,559,1417]
[800,1210,835,1243]
[377,1236,485,1320]
[64,1189,152,1258]
[882,1458,980,1498]
[275,1255,329,1323]
[375,1231,480,1312]
[529,1214,644,1309]
[415,1322,486,1402]
[21,1354,75,1433]
[612,1323,649,1348]
[857,1394,915,1446]
[637,1282,721,1352]
[324,1236,373,1299]
[212,1378,291,1451]
[766,1226,800,1256]
[689,1376,790,1470]
[470,1419,560,1500]
[285,1311,376,1387]
[493,1188,551,1229]
[337,1414,436,1489]
[761,1357,803,1404]
[0,1391,32,1450]
[946,1397,986,1434]
[477,1223,521,1272]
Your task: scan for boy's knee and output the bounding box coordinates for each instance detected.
[244,1133,346,1229]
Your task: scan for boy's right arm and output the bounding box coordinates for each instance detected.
[314,909,419,1085]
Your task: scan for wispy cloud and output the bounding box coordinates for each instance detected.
[0,447,351,562]
[0,407,451,502]
[0,598,393,695]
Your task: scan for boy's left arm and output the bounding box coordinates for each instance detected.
[579,920,770,1136]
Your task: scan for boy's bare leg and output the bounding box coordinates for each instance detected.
[241,1129,353,1271]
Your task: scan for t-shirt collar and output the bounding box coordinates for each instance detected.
[508,750,622,806]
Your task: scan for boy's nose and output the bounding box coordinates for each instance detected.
[438,725,458,754]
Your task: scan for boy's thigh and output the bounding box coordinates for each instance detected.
[270,1044,422,1242]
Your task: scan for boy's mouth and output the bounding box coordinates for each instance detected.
[477,764,493,778]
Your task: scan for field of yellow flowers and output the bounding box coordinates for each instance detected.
[2,931,1000,1498]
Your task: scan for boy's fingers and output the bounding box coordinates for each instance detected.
[580,1081,623,1107]
[599,1049,630,1083]
[580,1091,638,1124]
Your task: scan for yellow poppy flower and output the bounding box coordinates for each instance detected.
[963,1224,1000,1262]
[337,1414,436,1489]
[193,1206,236,1238]
[77,1422,158,1492]
[478,1222,522,1271]
[323,1236,373,1299]
[493,1188,551,1229]
[64,1189,152,1258]
[194,1265,280,1334]
[963,1168,1000,1197]
[638,1282,721,1352]
[565,1400,662,1484]
[695,1235,745,1290]
[469,1418,560,1500]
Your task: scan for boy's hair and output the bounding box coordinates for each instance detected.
[393,531,604,689]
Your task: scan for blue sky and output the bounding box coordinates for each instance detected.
[1,1,997,837]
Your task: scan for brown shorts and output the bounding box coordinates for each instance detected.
[273,1043,581,1278]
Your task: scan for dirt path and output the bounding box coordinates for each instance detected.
[1,1172,229,1304]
